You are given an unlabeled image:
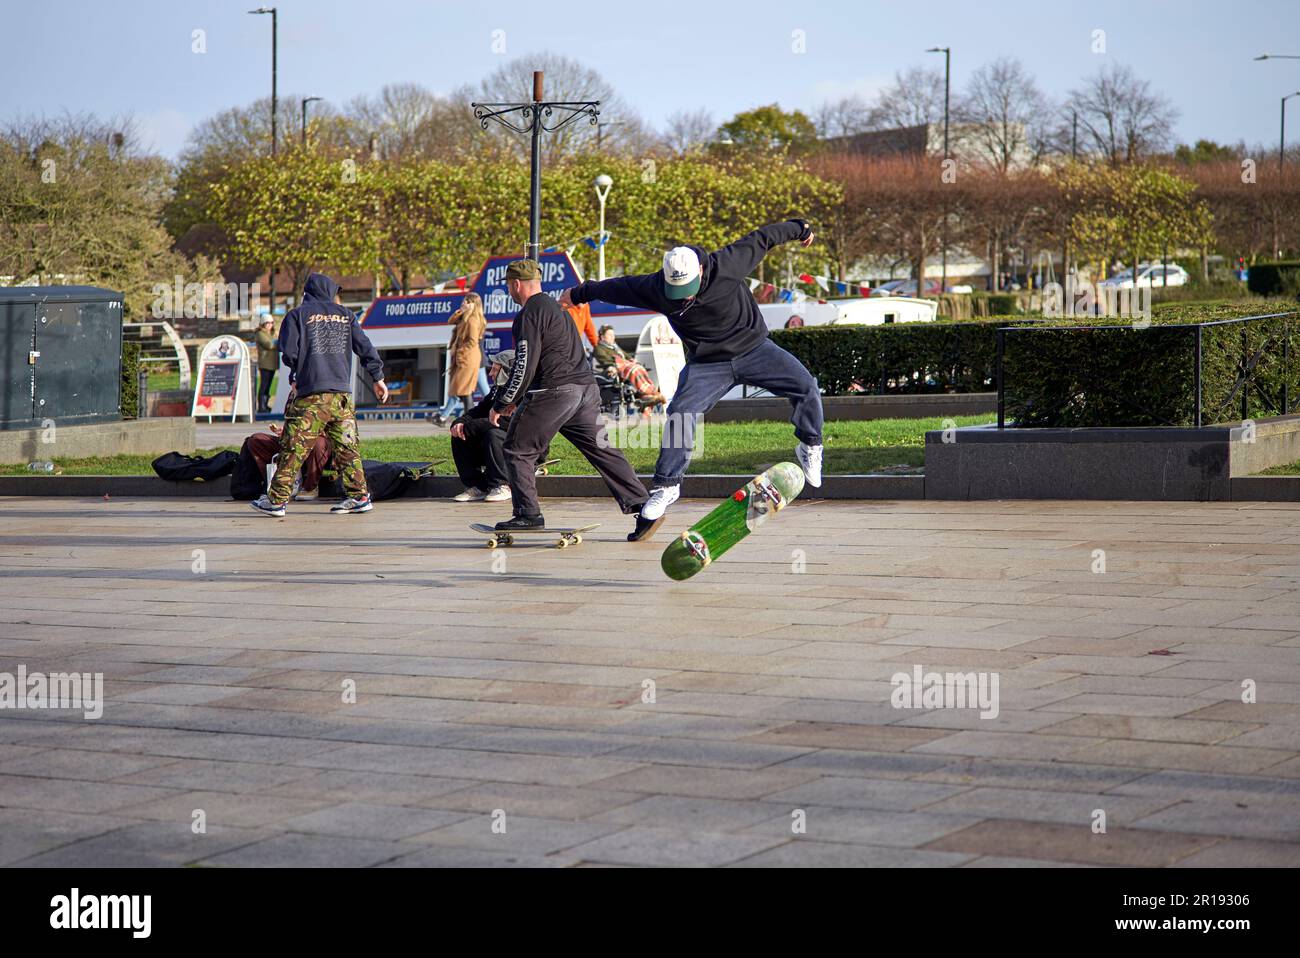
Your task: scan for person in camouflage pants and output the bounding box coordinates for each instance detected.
[267,392,366,504]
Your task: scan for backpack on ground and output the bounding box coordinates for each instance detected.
[318,461,439,501]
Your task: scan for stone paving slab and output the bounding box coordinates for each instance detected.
[1,496,1299,866]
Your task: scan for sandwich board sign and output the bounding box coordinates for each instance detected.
[192,334,254,422]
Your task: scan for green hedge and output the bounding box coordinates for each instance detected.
[770,321,1035,395]
[1001,310,1300,427]
[121,340,141,419]
[1247,262,1300,297]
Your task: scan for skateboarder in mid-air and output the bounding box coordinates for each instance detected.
[559,219,824,530]
[490,259,659,540]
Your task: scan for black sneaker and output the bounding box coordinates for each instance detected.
[627,511,665,542]
[495,515,544,531]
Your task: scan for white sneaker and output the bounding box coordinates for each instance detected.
[331,495,373,514]
[293,486,319,501]
[640,484,680,521]
[250,495,286,518]
[483,485,512,502]
[453,487,487,502]
[796,442,823,487]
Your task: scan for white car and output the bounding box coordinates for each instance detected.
[1098,263,1189,289]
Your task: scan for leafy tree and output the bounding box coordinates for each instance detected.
[208,148,381,301]
[715,105,819,155]
[1174,140,1240,165]
[0,114,218,318]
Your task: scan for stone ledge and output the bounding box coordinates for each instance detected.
[1229,476,1300,501]
[0,472,924,501]
[0,417,196,466]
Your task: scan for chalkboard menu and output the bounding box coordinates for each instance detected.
[199,360,239,397]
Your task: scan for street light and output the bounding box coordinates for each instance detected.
[595,120,623,152]
[594,174,613,281]
[1282,92,1300,174]
[247,8,277,156]
[301,96,322,146]
[249,7,278,318]
[927,46,951,296]
[1257,54,1300,60]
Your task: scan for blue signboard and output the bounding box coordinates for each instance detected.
[481,327,512,355]
[360,251,650,330]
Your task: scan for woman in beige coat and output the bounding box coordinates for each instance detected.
[435,292,486,425]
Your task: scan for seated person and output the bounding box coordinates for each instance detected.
[236,427,332,501]
[593,325,665,407]
[449,350,516,502]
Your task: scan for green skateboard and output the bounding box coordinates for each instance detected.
[660,462,805,580]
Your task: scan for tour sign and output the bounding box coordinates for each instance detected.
[360,250,651,330]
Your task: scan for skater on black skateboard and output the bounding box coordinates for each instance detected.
[559,219,824,532]
[490,259,661,541]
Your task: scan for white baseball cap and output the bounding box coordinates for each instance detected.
[662,246,701,300]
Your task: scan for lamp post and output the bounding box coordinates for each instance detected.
[927,46,951,297]
[596,120,623,152]
[594,174,613,281]
[301,96,322,146]
[1282,92,1300,175]
[248,8,277,156]
[472,71,600,261]
[249,7,278,316]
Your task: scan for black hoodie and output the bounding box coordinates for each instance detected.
[278,273,384,397]
[570,220,810,362]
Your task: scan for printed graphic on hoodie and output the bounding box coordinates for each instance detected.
[306,313,352,355]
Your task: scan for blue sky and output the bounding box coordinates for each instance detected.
[4,0,1299,158]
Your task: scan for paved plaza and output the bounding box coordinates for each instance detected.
[2,494,1299,867]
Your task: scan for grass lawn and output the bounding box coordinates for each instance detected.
[1256,461,1300,476]
[1,414,994,477]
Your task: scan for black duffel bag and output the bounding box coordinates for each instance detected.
[151,450,239,482]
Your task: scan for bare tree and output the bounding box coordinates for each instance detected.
[869,67,946,129]
[1067,63,1178,165]
[663,109,716,155]
[813,95,874,139]
[344,83,476,160]
[955,57,1051,173]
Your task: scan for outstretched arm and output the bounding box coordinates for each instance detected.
[712,219,814,281]
[563,272,661,311]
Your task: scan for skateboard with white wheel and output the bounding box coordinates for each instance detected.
[659,462,804,580]
[469,523,599,549]
[535,458,561,477]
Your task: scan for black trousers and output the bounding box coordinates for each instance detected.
[451,418,510,489]
[503,383,647,518]
[258,367,275,407]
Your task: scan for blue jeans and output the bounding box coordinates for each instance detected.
[654,338,823,486]
[438,368,493,417]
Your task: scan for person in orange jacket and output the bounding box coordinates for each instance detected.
[565,300,598,350]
